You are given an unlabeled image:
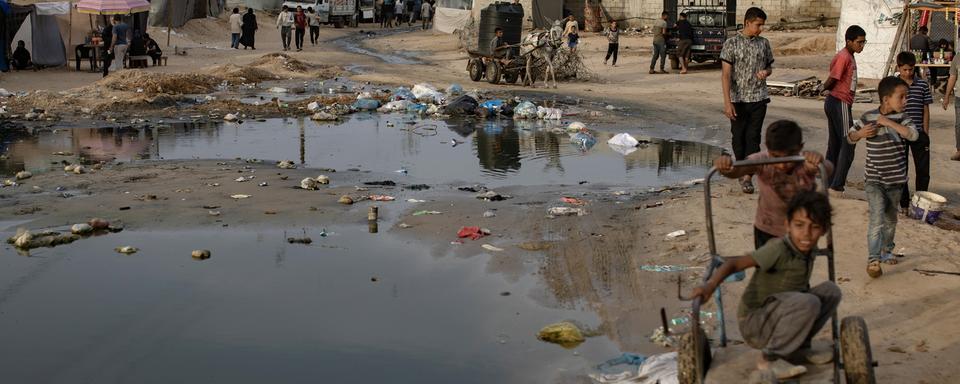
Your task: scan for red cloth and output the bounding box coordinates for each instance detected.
[457,226,485,240]
[294,13,307,29]
[828,48,857,105]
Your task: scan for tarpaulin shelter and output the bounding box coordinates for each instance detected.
[243,0,282,11]
[147,0,223,28]
[837,0,906,79]
[1,0,67,69]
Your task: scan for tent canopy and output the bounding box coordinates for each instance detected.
[147,0,222,28]
[3,1,66,67]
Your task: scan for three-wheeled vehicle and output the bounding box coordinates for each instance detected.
[676,155,877,384]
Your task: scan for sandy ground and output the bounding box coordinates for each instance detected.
[3,14,960,383]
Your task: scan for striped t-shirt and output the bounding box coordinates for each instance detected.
[850,109,919,185]
[903,76,932,129]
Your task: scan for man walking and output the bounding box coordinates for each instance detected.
[293,6,307,51]
[823,26,866,193]
[108,15,129,72]
[719,7,774,194]
[420,0,432,30]
[676,13,694,74]
[276,5,293,51]
[650,11,668,74]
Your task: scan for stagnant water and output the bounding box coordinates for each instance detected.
[1,113,720,187]
[0,115,721,383]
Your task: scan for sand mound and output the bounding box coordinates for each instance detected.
[775,35,834,56]
[249,53,313,73]
[96,70,222,94]
[209,64,282,84]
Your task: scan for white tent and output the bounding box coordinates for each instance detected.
[837,0,905,79]
[10,1,69,67]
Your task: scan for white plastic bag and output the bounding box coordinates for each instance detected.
[514,101,538,119]
[608,133,639,147]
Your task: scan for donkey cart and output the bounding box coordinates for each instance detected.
[466,48,542,86]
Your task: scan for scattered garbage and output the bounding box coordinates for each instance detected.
[640,265,698,273]
[404,184,430,191]
[71,223,94,235]
[665,230,687,240]
[446,83,463,96]
[223,113,239,122]
[518,241,552,251]
[479,99,505,114]
[482,210,496,218]
[287,237,313,244]
[568,121,587,131]
[316,175,330,185]
[378,99,410,112]
[258,182,269,187]
[412,210,442,216]
[306,101,321,112]
[457,226,490,240]
[548,207,587,217]
[481,244,504,252]
[115,246,139,254]
[277,160,297,169]
[370,195,395,201]
[191,249,212,260]
[364,180,396,186]
[561,197,587,205]
[15,171,32,180]
[513,101,538,119]
[412,83,443,103]
[591,352,679,384]
[338,195,354,205]
[268,87,288,93]
[8,229,80,250]
[235,176,250,182]
[608,133,640,148]
[398,223,413,229]
[352,98,381,111]
[570,131,597,151]
[648,326,677,348]
[537,106,563,120]
[537,322,586,349]
[230,194,251,199]
[88,218,110,230]
[407,199,426,203]
[476,191,511,201]
[392,87,416,101]
[311,112,339,121]
[444,95,479,115]
[300,178,319,190]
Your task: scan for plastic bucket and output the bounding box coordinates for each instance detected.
[910,191,947,224]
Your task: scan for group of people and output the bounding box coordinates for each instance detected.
[376,0,436,30]
[682,6,958,381]
[85,15,161,77]
[228,8,259,50]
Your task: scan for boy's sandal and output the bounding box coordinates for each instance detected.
[880,254,899,265]
[866,260,883,278]
[740,179,755,194]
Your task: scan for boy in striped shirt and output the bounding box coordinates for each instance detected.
[895,52,932,213]
[848,76,920,278]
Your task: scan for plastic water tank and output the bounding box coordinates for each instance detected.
[478,2,524,56]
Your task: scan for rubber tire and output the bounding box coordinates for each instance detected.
[486,61,502,85]
[841,316,877,384]
[677,328,711,384]
[670,54,680,70]
[468,59,485,82]
[504,70,519,84]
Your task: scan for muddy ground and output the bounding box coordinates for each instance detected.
[2,11,960,384]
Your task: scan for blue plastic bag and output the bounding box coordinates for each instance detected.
[392,87,416,101]
[479,99,505,114]
[353,99,381,111]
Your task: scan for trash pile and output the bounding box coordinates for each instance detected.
[8,218,123,251]
[770,78,822,98]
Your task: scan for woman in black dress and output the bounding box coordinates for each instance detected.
[240,8,257,49]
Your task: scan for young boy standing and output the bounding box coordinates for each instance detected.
[719,7,774,195]
[895,52,932,213]
[603,21,620,66]
[688,191,839,380]
[848,76,920,278]
[824,25,866,195]
[714,120,832,249]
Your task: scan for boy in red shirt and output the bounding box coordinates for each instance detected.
[823,25,866,195]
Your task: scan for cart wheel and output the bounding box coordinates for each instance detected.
[504,70,519,84]
[841,316,877,384]
[677,327,711,384]
[468,59,485,82]
[670,54,680,70]
[486,61,502,84]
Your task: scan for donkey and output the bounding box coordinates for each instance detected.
[520,20,565,88]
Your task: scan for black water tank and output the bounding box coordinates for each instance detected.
[478,2,524,56]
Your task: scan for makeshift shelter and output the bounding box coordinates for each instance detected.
[1,0,67,68]
[433,0,561,34]
[243,0,282,11]
[147,0,223,28]
[837,0,906,79]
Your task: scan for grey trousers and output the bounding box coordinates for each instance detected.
[739,282,841,358]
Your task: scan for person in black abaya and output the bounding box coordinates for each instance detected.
[240,8,257,49]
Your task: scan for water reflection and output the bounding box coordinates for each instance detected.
[1,115,721,187]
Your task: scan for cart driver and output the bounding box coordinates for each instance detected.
[686,191,841,381]
[490,27,510,64]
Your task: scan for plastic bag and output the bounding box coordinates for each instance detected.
[537,106,563,120]
[407,103,428,114]
[513,101,538,119]
[479,99,505,114]
[567,121,587,132]
[412,83,439,100]
[352,98,381,111]
[608,133,639,147]
[356,91,374,100]
[444,95,479,115]
[392,87,416,101]
[446,83,463,96]
[379,99,411,112]
[570,131,597,151]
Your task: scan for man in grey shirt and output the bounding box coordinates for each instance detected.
[650,11,668,74]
